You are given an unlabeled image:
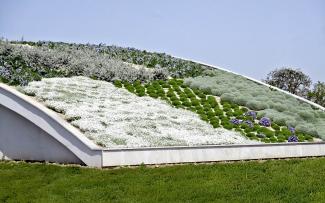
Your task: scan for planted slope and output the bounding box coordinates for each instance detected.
[22,76,255,148]
[185,71,325,138]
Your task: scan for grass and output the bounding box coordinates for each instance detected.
[1,158,325,202]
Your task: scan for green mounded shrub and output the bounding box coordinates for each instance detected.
[212,122,220,128]
[244,128,253,133]
[172,100,181,107]
[253,125,261,131]
[226,111,233,117]
[187,93,196,99]
[280,128,292,136]
[114,80,123,88]
[158,80,165,85]
[162,83,170,88]
[198,92,206,98]
[191,99,200,107]
[262,138,271,143]
[182,100,191,107]
[271,123,280,131]
[167,91,176,98]
[258,128,274,138]
[269,136,277,142]
[179,92,187,97]
[133,80,142,87]
[200,114,209,122]
[125,85,135,93]
[183,87,192,94]
[189,106,197,112]
[277,135,286,140]
[168,79,177,86]
[304,134,313,141]
[197,109,205,115]
[174,86,182,94]
[223,123,234,130]
[200,97,207,104]
[246,133,255,138]
[157,91,165,98]
[207,111,215,118]
[230,103,239,109]
[277,137,286,142]
[149,92,158,98]
[222,101,231,108]
[215,109,224,117]
[176,79,184,85]
[209,117,220,123]
[298,134,305,142]
[170,96,179,102]
[233,109,244,117]
[241,107,249,112]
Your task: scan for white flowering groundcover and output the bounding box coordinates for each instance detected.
[22,77,255,148]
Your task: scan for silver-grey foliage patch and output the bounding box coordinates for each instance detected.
[0,41,167,84]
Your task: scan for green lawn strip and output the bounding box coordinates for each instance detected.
[1,158,325,202]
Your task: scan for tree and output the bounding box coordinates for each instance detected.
[308,81,325,107]
[264,67,312,97]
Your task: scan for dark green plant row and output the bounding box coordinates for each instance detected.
[114,79,315,143]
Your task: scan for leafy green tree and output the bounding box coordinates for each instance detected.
[264,67,312,98]
[308,81,325,107]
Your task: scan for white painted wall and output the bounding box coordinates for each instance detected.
[102,143,325,166]
[0,104,82,163]
[0,83,103,167]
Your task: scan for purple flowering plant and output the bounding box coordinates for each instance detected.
[288,126,295,134]
[244,120,254,128]
[259,117,271,127]
[245,111,257,120]
[230,118,243,125]
[288,135,298,142]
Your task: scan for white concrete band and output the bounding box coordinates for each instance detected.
[102,142,325,166]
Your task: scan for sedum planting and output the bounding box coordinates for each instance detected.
[21,76,255,148]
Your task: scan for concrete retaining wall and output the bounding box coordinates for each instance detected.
[0,83,103,167]
[102,142,325,166]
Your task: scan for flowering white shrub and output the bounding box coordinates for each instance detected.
[22,77,256,148]
[185,73,325,138]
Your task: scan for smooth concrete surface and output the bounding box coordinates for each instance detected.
[102,143,325,166]
[0,105,82,164]
[0,84,103,167]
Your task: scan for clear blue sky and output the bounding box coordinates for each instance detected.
[1,0,324,82]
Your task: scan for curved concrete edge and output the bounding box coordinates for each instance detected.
[102,142,325,166]
[174,56,325,111]
[0,83,103,167]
